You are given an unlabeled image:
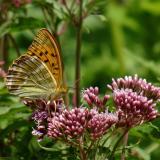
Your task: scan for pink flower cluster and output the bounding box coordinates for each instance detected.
[108,75,160,127]
[113,89,157,127]
[47,108,117,140]
[82,87,110,110]
[29,75,160,141]
[31,99,64,141]
[48,108,88,139]
[87,109,117,139]
[108,75,160,101]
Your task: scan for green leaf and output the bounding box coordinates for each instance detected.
[10,17,45,32]
[140,0,160,15]
[0,20,12,38]
[131,146,151,160]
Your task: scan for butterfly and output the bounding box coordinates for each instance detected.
[5,29,67,101]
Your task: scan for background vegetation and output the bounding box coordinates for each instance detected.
[0,0,160,159]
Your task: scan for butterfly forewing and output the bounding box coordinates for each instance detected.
[6,29,66,100]
[27,29,63,86]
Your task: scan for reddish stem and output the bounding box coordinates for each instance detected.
[74,0,83,107]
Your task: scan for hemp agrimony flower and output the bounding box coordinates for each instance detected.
[82,87,110,111]
[87,109,118,139]
[48,107,89,139]
[108,75,160,127]
[108,74,160,101]
[24,75,160,159]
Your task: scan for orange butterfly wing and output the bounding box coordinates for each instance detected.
[27,29,63,87]
[6,29,67,100]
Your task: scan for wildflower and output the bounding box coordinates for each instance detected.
[82,87,110,110]
[31,99,64,141]
[87,109,118,139]
[31,101,49,141]
[32,110,48,141]
[47,108,89,139]
[108,74,160,101]
[47,106,118,140]
[108,75,159,127]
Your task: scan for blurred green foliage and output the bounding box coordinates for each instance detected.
[1,0,160,159]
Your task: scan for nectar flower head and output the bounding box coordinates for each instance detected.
[47,108,89,139]
[47,106,118,141]
[113,89,158,127]
[82,87,110,110]
[108,74,160,101]
[31,99,64,141]
[32,109,48,141]
[108,75,159,127]
[87,109,118,139]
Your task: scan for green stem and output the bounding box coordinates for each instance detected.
[79,137,87,160]
[63,0,74,18]
[64,138,79,147]
[85,140,95,157]
[8,34,21,57]
[42,7,55,34]
[42,7,51,27]
[75,0,83,107]
[120,130,129,160]
[109,128,129,160]
[102,128,118,146]
[109,2,125,75]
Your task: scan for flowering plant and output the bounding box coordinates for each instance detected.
[24,75,160,160]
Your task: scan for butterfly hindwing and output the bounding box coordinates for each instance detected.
[6,54,57,99]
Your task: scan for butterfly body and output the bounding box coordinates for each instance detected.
[6,29,67,101]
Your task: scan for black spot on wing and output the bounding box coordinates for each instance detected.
[40,52,43,56]
[54,67,59,70]
[44,59,49,63]
[51,53,56,57]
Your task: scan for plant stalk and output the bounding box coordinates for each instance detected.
[8,34,21,57]
[75,0,83,107]
[120,130,129,160]
[79,137,87,160]
[109,128,129,160]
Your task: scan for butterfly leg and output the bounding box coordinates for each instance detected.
[46,100,57,117]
